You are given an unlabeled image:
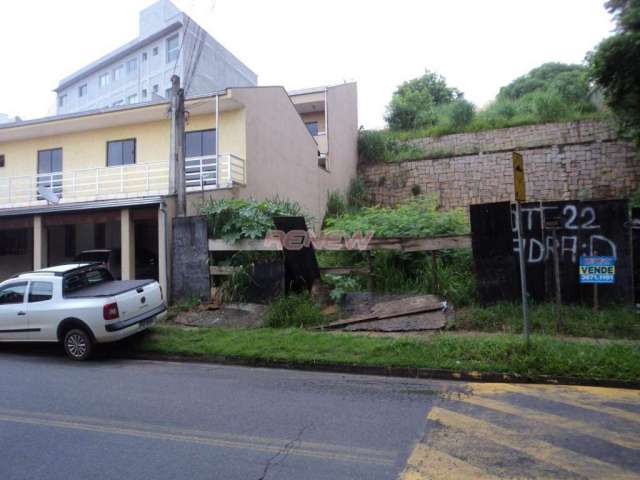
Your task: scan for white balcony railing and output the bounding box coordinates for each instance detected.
[0,162,170,208]
[0,155,246,209]
[185,154,246,191]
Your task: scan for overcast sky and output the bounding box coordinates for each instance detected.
[0,0,614,128]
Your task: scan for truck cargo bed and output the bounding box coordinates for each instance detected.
[65,280,155,298]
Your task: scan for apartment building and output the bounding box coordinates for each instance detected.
[0,83,358,298]
[55,0,256,114]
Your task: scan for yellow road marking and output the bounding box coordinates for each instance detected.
[460,394,640,450]
[399,443,500,480]
[0,409,394,466]
[428,407,637,479]
[470,383,640,425]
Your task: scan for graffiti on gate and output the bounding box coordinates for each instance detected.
[512,202,617,264]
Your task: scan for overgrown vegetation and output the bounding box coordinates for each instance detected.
[357,129,425,163]
[319,196,474,305]
[200,197,311,243]
[359,63,606,163]
[264,294,324,328]
[137,326,640,382]
[456,303,640,340]
[324,196,468,237]
[589,0,640,143]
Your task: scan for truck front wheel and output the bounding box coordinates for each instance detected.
[63,328,93,361]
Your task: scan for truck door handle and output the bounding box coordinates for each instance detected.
[17,311,26,316]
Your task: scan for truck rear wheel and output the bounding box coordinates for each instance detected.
[63,329,93,361]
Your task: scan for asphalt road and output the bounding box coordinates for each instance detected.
[0,348,639,480]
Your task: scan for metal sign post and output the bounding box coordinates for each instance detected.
[545,219,563,333]
[512,152,529,347]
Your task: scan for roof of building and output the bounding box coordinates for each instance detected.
[55,21,184,92]
[287,82,356,97]
[287,86,328,96]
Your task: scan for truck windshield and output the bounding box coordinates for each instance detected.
[63,267,113,293]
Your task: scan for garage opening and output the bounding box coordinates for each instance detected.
[45,208,159,281]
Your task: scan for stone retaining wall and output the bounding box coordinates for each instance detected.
[359,120,639,210]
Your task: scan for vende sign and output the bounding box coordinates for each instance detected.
[579,256,616,284]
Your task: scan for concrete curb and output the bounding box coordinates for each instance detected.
[118,352,640,390]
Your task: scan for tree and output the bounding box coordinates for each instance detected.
[589,0,640,142]
[385,70,466,130]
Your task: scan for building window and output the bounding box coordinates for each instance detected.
[126,58,137,74]
[141,89,148,99]
[0,154,4,167]
[166,34,180,63]
[165,88,172,99]
[152,84,159,94]
[112,65,123,81]
[186,129,216,157]
[58,94,67,107]
[37,148,63,197]
[28,282,53,303]
[142,52,148,61]
[152,46,159,56]
[107,139,136,166]
[99,73,109,88]
[78,84,87,98]
[127,94,138,104]
[305,121,319,136]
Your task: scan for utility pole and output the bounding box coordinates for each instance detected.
[170,75,186,217]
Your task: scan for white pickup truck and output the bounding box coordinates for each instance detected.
[0,263,166,360]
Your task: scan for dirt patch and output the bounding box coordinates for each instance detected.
[172,303,267,328]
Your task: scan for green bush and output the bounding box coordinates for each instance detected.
[264,294,325,328]
[200,197,311,243]
[357,129,388,162]
[358,129,425,163]
[435,98,475,130]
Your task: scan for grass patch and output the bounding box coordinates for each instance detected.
[264,294,325,328]
[456,303,640,340]
[136,326,640,382]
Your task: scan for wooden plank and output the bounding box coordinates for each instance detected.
[367,235,471,252]
[372,296,442,317]
[319,266,370,275]
[208,238,282,251]
[323,296,444,330]
[209,265,242,276]
[208,234,471,252]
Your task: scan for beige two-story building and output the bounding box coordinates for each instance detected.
[0,83,358,296]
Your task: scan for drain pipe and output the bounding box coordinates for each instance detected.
[215,94,220,186]
[159,201,170,301]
